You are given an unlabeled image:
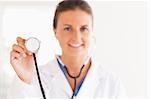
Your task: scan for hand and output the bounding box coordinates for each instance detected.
[10,37,34,84]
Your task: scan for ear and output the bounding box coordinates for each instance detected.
[53,28,58,39]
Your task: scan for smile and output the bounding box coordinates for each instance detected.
[69,43,83,48]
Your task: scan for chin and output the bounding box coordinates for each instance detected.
[67,50,87,57]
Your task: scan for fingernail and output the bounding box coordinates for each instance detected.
[23,53,26,57]
[29,52,32,55]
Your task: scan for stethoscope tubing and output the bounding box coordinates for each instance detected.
[33,53,47,99]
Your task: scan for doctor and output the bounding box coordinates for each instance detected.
[8,0,126,99]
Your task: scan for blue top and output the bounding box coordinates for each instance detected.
[56,56,85,96]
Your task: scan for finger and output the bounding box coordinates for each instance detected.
[16,37,26,50]
[16,37,32,55]
[10,51,21,61]
[17,37,25,45]
[10,50,21,59]
[12,44,26,57]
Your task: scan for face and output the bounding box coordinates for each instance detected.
[54,9,93,57]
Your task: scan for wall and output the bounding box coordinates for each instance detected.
[0,0,149,99]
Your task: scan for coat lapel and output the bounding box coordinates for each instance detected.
[77,59,101,98]
[50,59,73,98]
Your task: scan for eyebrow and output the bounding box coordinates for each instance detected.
[63,24,89,27]
[81,25,88,27]
[63,24,72,27]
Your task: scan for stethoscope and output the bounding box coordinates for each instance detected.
[25,36,96,99]
[25,37,46,99]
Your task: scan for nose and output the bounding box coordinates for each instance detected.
[72,30,82,43]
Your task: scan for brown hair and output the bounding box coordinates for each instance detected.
[53,0,93,29]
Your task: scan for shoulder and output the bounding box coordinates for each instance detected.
[91,58,124,90]
[39,58,58,76]
[92,59,119,81]
[92,59,126,97]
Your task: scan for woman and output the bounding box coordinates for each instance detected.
[8,0,126,99]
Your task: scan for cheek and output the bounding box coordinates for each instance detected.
[84,37,90,47]
[57,37,68,48]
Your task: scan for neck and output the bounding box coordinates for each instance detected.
[61,54,88,75]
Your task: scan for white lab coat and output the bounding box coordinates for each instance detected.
[7,57,127,99]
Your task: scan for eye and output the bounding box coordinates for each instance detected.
[80,26,89,33]
[64,27,72,32]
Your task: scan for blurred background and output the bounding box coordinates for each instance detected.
[0,0,149,99]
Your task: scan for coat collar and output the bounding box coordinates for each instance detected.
[46,56,103,98]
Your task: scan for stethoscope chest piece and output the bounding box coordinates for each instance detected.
[25,37,40,53]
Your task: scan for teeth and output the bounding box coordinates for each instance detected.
[70,44,82,47]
